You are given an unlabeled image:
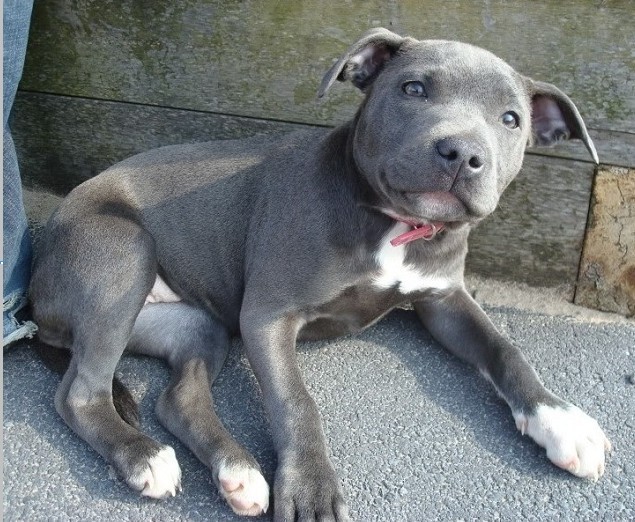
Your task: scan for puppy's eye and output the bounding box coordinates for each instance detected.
[502,111,520,129]
[402,81,427,97]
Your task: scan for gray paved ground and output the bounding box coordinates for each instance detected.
[3,305,635,521]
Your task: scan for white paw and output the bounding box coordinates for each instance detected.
[127,446,182,498]
[514,404,611,480]
[217,459,270,516]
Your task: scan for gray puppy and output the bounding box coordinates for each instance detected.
[30,28,610,520]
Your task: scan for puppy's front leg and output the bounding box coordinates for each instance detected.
[413,288,610,480]
[240,310,349,522]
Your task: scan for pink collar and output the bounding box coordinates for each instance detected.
[390,221,445,247]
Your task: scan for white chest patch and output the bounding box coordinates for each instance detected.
[373,222,451,294]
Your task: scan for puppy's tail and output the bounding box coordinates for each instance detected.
[33,339,140,428]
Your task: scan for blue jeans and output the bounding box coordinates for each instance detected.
[3,0,36,346]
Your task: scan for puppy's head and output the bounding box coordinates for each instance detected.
[319,28,597,228]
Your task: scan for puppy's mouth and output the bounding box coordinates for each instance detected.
[406,191,469,218]
[384,190,472,220]
[371,171,487,245]
[376,190,484,246]
[377,170,476,220]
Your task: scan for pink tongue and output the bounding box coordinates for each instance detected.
[390,224,441,247]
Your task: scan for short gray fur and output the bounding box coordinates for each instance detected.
[29,29,605,521]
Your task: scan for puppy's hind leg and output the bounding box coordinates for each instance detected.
[38,222,183,499]
[55,343,182,499]
[129,302,270,516]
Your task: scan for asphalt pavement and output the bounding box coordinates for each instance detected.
[3,304,635,521]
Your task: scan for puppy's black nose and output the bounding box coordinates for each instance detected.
[435,137,486,176]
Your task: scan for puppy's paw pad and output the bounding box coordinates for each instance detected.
[127,446,182,499]
[218,460,269,516]
[515,404,610,480]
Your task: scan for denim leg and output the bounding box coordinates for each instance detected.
[3,0,36,347]
[3,0,34,127]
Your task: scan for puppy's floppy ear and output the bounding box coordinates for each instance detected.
[318,28,412,98]
[527,79,599,164]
